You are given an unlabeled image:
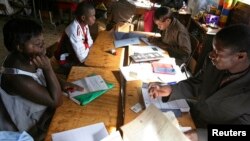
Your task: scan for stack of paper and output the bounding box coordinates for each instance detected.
[121,105,190,141]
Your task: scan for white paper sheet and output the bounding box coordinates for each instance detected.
[52,122,109,141]
[120,59,186,83]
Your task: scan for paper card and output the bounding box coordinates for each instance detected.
[130,103,143,113]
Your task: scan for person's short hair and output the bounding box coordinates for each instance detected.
[3,18,42,52]
[215,24,250,58]
[74,1,95,18]
[154,6,174,21]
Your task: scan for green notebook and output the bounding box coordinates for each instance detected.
[70,81,114,106]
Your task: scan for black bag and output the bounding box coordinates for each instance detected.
[161,0,184,10]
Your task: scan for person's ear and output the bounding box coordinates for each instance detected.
[80,15,85,22]
[17,45,23,52]
[237,52,247,61]
[165,18,171,23]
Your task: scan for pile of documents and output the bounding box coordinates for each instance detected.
[52,105,190,141]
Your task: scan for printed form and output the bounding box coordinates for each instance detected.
[69,75,109,97]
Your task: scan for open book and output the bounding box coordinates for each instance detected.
[68,75,114,105]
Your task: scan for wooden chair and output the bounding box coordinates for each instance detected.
[38,10,56,30]
[181,33,200,77]
[187,33,199,75]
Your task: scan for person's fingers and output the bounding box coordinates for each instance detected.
[149,86,159,99]
[148,82,158,89]
[31,57,39,67]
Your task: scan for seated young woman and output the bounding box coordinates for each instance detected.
[0,18,83,141]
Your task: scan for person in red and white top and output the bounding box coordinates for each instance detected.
[54,1,96,74]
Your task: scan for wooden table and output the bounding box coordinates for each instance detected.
[84,31,125,69]
[44,66,121,141]
[124,80,196,129]
[45,30,195,140]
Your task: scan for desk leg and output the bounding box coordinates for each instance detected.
[117,45,130,131]
[116,71,126,132]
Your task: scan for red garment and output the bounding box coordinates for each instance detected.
[81,26,89,49]
[56,2,77,11]
[144,8,155,32]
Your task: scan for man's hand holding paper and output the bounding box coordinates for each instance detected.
[148,82,172,99]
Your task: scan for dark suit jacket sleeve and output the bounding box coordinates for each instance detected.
[168,57,210,100]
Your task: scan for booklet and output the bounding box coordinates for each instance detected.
[67,75,114,105]
[130,52,164,63]
[151,62,176,75]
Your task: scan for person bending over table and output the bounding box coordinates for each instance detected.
[149,6,191,66]
[148,24,250,141]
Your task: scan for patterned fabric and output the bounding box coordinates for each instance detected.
[218,0,239,27]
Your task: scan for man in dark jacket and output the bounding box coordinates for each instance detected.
[148,24,250,141]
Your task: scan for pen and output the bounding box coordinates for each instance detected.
[157,76,176,85]
[160,81,177,86]
[167,81,177,85]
